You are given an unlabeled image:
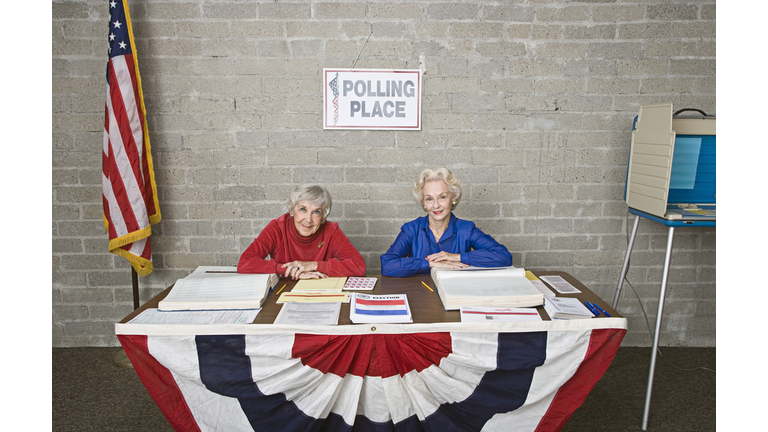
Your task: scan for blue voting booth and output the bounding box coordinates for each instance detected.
[612,103,715,430]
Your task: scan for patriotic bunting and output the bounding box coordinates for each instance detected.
[117,320,626,431]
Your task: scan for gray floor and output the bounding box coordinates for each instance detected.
[52,346,715,431]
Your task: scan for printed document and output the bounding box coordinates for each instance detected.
[128,308,260,325]
[274,302,341,325]
[350,293,412,323]
[539,275,582,294]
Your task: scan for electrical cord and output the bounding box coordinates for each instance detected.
[621,212,715,374]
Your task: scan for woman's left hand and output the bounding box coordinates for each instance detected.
[281,261,319,280]
[426,252,469,269]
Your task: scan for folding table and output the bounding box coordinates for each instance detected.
[117,272,627,432]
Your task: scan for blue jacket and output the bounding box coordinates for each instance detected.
[380,214,512,277]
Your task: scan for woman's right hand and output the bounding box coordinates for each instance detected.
[426,251,469,269]
[297,271,329,279]
[428,260,469,269]
[281,261,319,280]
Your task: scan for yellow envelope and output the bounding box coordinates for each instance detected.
[292,277,347,292]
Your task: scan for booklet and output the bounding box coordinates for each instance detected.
[158,266,279,311]
[273,302,341,325]
[349,293,412,324]
[430,266,544,311]
[543,297,594,320]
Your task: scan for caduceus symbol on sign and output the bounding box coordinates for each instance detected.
[329,73,339,126]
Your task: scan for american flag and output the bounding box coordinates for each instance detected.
[102,0,161,276]
[117,320,626,431]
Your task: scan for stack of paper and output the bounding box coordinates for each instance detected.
[273,302,341,325]
[526,271,555,298]
[349,293,412,324]
[543,297,594,320]
[430,266,544,311]
[277,277,350,303]
[158,266,279,311]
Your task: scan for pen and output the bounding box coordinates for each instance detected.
[591,302,611,317]
[421,281,434,292]
[584,301,600,317]
[275,284,286,296]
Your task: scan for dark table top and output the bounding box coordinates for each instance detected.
[119,271,621,325]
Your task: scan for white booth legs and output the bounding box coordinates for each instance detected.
[641,226,675,430]
[613,216,677,430]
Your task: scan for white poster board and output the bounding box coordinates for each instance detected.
[323,69,422,130]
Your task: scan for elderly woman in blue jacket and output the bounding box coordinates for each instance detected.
[380,167,512,277]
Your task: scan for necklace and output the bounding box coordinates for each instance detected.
[428,213,450,243]
[429,224,446,242]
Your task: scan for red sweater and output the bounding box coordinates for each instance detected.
[237,213,366,277]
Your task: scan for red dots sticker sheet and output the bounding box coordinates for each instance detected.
[343,277,377,291]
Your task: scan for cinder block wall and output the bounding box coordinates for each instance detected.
[52,0,716,347]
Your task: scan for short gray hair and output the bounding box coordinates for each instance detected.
[287,184,333,221]
[412,167,462,210]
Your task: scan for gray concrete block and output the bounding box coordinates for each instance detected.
[426,3,479,20]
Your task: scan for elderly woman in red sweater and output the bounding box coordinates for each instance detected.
[237,184,366,279]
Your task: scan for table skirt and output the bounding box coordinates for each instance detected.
[117,319,626,432]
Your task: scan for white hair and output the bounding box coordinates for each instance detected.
[287,184,333,221]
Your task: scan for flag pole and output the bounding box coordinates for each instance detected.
[132,267,140,310]
[114,267,140,369]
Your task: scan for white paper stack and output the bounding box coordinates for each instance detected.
[430,266,544,311]
[543,297,594,320]
[159,266,279,311]
[349,293,412,324]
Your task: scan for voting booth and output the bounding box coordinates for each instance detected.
[614,102,715,430]
[624,102,716,225]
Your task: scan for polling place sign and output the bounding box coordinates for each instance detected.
[323,69,422,130]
